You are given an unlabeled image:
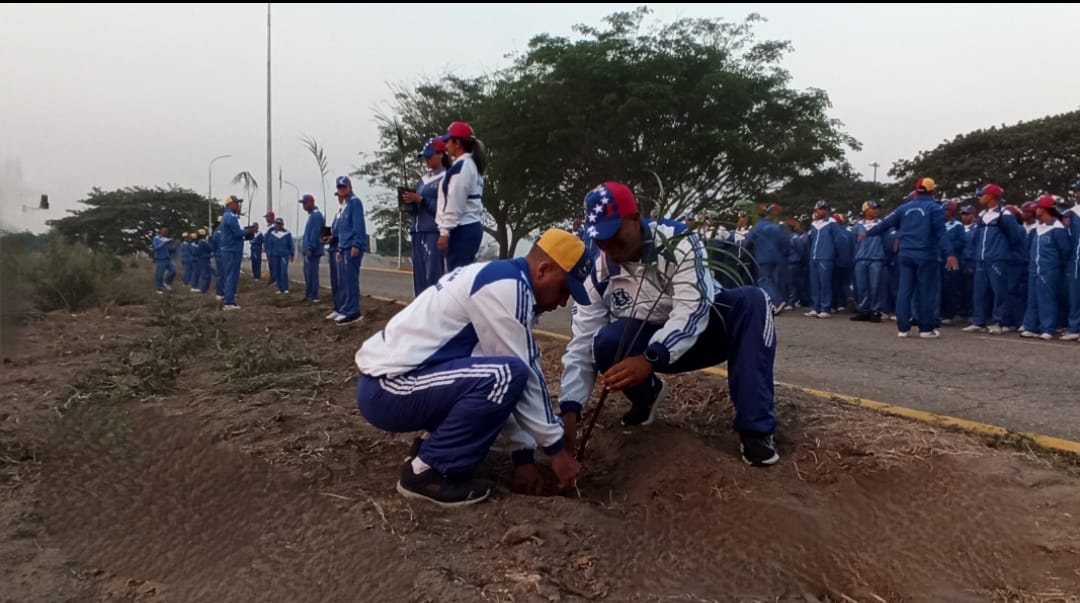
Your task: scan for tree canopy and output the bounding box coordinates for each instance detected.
[48,186,221,256]
[356,8,858,257]
[889,109,1080,201]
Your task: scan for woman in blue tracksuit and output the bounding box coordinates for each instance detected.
[831,214,856,312]
[334,176,367,324]
[402,137,448,295]
[852,201,885,322]
[806,200,840,318]
[1063,181,1080,342]
[151,226,177,293]
[940,200,968,324]
[962,184,1026,334]
[1021,196,1071,340]
[324,194,346,321]
[436,121,485,269]
[745,204,789,310]
[194,229,214,293]
[785,222,809,308]
[267,218,294,293]
[959,205,978,319]
[249,224,264,281]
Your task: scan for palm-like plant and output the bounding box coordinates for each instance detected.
[231,171,259,224]
[301,134,330,212]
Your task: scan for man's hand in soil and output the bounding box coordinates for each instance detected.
[561,411,579,457]
[602,355,653,391]
[550,449,581,491]
[511,463,542,495]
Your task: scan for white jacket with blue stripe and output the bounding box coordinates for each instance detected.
[560,219,718,411]
[354,258,564,452]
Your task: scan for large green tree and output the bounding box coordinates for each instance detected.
[357,8,858,258]
[48,186,221,256]
[766,166,889,219]
[889,109,1080,200]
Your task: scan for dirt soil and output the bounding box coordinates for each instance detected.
[2,269,1080,603]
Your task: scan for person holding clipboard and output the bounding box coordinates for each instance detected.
[401,137,448,295]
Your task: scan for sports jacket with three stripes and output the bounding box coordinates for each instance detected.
[354,258,564,453]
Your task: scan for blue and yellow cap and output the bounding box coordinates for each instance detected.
[535,229,593,306]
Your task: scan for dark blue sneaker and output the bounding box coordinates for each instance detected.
[621,377,669,427]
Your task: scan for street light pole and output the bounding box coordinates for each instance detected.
[283,179,301,235]
[870,161,881,185]
[265,2,273,219]
[208,154,232,230]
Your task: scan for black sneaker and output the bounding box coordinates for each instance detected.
[740,433,780,467]
[869,312,883,323]
[849,312,870,322]
[621,377,669,427]
[396,462,490,507]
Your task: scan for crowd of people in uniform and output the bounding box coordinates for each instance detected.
[729,177,1080,342]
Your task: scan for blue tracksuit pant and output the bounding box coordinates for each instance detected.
[340,250,364,319]
[250,252,262,280]
[755,262,782,307]
[896,255,940,333]
[1007,263,1026,328]
[197,259,212,292]
[273,256,290,292]
[1069,266,1080,334]
[356,356,529,475]
[304,255,321,301]
[154,260,176,291]
[591,286,777,435]
[1023,272,1060,335]
[854,260,884,313]
[267,247,278,286]
[446,222,483,271]
[411,231,444,296]
[220,251,242,306]
[809,260,833,314]
[972,261,1009,327]
[329,251,343,313]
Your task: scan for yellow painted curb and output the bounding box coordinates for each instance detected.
[362,267,413,275]
[530,329,1080,457]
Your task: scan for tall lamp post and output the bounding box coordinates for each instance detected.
[208,154,232,230]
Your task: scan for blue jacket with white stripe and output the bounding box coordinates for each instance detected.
[745,219,789,265]
[867,193,951,262]
[973,205,1025,263]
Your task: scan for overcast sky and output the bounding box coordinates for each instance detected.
[2,3,1078,233]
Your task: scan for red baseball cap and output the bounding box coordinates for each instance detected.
[264,211,275,220]
[980,184,1004,197]
[1021,201,1037,213]
[1036,195,1057,210]
[440,121,474,141]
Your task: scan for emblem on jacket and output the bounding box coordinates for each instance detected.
[612,288,632,310]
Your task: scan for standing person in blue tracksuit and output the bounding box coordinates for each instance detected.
[557,182,780,467]
[1012,201,1039,328]
[745,203,789,313]
[267,217,294,294]
[867,178,958,338]
[354,228,589,505]
[183,233,196,286]
[209,219,225,300]
[152,225,177,294]
[219,195,246,310]
[248,223,264,281]
[962,184,1026,335]
[1063,180,1080,342]
[323,193,346,321]
[194,228,214,293]
[178,233,191,286]
[263,211,278,287]
[882,226,901,319]
[402,137,448,295]
[959,204,978,319]
[437,121,485,270]
[334,175,367,324]
[851,201,885,322]
[940,200,967,325]
[299,194,324,303]
[831,214,855,313]
[806,200,841,318]
[1021,196,1071,340]
[785,221,809,308]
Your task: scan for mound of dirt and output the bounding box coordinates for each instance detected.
[2,267,1079,602]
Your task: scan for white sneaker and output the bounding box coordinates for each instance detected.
[223,304,241,311]
[987,325,1003,335]
[190,287,199,293]
[804,310,819,318]
[164,285,173,291]
[325,311,340,320]
[1061,333,1080,341]
[1002,327,1015,333]
[919,329,940,339]
[939,318,953,326]
[283,290,290,294]
[962,324,986,333]
[215,295,224,301]
[817,312,831,319]
[310,299,320,303]
[886,314,896,321]
[1020,330,1039,338]
[1039,333,1053,341]
[898,331,911,338]
[156,290,164,295]
[275,291,283,295]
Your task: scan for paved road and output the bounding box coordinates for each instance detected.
[337,264,1080,442]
